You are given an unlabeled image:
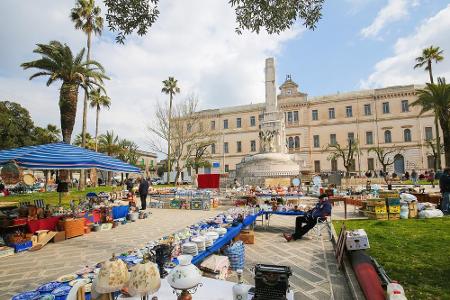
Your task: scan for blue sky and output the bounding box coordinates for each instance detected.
[0,0,449,150]
[277,0,449,96]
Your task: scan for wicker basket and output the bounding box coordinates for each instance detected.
[63,218,85,239]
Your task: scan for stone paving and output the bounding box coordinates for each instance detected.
[1,208,352,300]
[235,215,351,300]
[0,209,219,299]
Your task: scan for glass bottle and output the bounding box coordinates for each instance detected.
[232,269,248,300]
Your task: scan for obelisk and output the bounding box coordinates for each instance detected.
[265,58,277,112]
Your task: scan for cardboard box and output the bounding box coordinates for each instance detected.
[346,229,370,251]
[52,231,66,243]
[234,230,255,244]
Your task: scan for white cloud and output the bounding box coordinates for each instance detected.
[0,0,302,151]
[360,0,417,38]
[361,4,450,88]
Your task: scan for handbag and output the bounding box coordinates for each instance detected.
[223,240,245,270]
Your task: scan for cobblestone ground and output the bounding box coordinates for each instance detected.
[1,209,351,300]
[0,209,219,299]
[234,215,351,300]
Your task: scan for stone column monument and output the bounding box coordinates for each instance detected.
[235,58,300,186]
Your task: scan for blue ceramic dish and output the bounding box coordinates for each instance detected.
[38,294,55,300]
[12,291,41,300]
[51,285,71,297]
[37,282,62,293]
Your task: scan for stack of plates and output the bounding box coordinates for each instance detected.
[191,236,206,252]
[206,231,219,241]
[205,236,213,248]
[182,242,198,256]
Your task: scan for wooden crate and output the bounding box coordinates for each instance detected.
[63,218,85,239]
[233,230,255,244]
[389,213,400,220]
[367,212,388,220]
[409,209,418,219]
[366,199,386,206]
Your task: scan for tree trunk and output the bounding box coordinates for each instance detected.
[59,82,79,143]
[428,62,441,170]
[167,93,173,184]
[440,117,450,167]
[95,105,99,151]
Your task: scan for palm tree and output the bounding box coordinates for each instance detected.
[89,88,111,151]
[21,41,108,143]
[117,138,139,182]
[73,132,96,150]
[161,76,180,184]
[412,78,450,167]
[71,0,103,190]
[414,46,444,169]
[98,130,120,184]
[45,124,61,142]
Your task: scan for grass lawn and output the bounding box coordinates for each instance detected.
[334,217,450,300]
[0,186,114,207]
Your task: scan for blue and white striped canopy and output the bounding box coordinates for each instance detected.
[0,143,141,173]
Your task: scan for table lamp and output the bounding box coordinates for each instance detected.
[94,254,130,299]
[167,255,202,300]
[128,254,161,300]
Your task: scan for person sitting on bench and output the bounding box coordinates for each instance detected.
[283,194,332,242]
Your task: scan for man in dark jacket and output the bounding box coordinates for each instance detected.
[439,168,450,214]
[283,194,332,241]
[138,177,149,210]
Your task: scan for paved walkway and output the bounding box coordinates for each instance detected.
[0,209,219,299]
[233,215,351,300]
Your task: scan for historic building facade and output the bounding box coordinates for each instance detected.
[193,78,440,175]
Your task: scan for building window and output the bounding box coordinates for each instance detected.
[404,129,412,142]
[366,131,373,145]
[401,100,409,112]
[237,141,242,152]
[211,143,216,154]
[293,111,299,122]
[312,110,318,121]
[223,119,228,129]
[313,135,320,148]
[287,89,292,95]
[364,104,372,116]
[368,158,374,171]
[330,134,337,145]
[224,142,229,153]
[287,111,293,123]
[348,132,355,143]
[250,116,256,127]
[427,156,435,170]
[425,127,433,141]
[383,102,390,114]
[288,137,294,149]
[349,159,356,172]
[346,106,353,118]
[224,164,229,173]
[328,108,335,119]
[210,120,215,130]
[314,160,321,173]
[384,130,392,143]
[331,159,338,172]
[294,136,300,148]
[250,140,256,152]
[236,118,242,128]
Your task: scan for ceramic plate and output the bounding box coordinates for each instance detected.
[51,285,72,297]
[12,291,40,300]
[69,278,91,287]
[57,273,78,283]
[37,281,62,293]
[38,294,55,300]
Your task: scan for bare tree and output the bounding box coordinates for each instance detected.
[185,140,215,175]
[148,95,208,183]
[368,145,404,181]
[325,140,360,177]
[426,139,445,170]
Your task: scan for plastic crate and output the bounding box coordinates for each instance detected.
[9,240,32,253]
[387,198,400,206]
[388,205,401,213]
[190,200,203,210]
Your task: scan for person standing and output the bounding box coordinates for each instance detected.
[138,177,149,210]
[411,169,418,187]
[428,169,436,188]
[439,168,450,215]
[283,194,332,241]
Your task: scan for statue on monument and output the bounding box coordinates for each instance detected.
[259,129,279,153]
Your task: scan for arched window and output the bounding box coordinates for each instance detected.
[404,129,411,142]
[384,130,392,143]
[288,137,294,149]
[294,136,300,148]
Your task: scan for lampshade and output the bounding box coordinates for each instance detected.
[168,255,202,290]
[95,255,130,293]
[128,260,161,296]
